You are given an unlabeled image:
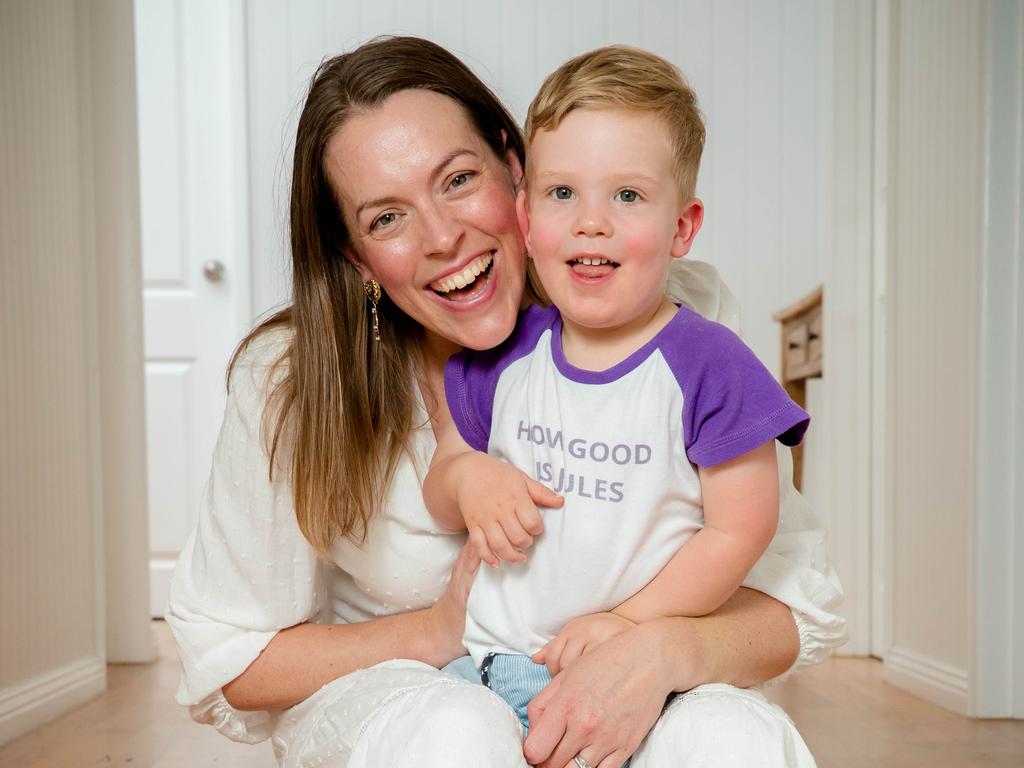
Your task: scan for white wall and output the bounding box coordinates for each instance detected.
[0,0,107,743]
[0,0,152,746]
[245,0,831,378]
[880,0,985,715]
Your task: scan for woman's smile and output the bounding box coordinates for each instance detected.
[428,251,495,298]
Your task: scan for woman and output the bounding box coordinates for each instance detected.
[167,36,845,768]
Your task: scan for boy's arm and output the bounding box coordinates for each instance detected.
[613,440,779,622]
[422,416,481,532]
[423,417,561,566]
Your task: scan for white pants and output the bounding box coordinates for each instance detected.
[273,660,815,768]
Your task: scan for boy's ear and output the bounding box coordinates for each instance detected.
[671,198,705,259]
[515,189,532,256]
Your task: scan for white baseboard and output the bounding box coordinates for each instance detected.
[0,655,106,747]
[884,646,969,715]
[149,557,176,619]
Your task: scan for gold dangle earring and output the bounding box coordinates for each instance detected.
[363,279,382,342]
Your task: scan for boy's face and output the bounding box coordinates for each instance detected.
[520,108,702,333]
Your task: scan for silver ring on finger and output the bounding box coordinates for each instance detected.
[573,755,593,768]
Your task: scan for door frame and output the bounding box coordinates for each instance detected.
[825,0,888,658]
[972,0,1023,718]
[86,0,156,664]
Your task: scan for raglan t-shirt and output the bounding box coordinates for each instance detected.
[445,304,810,666]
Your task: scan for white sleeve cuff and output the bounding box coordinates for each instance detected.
[187,688,279,744]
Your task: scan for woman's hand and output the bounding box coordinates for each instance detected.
[524,589,800,767]
[531,612,635,677]
[524,619,698,768]
[424,541,483,665]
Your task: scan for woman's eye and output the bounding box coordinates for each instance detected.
[551,187,575,200]
[616,189,640,203]
[449,172,475,190]
[371,212,398,231]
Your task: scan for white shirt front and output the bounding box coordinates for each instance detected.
[449,304,809,664]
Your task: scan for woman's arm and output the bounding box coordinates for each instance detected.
[223,542,479,711]
[523,587,797,768]
[167,331,476,735]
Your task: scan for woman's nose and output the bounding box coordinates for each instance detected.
[420,204,464,257]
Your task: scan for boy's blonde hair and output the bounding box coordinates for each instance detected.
[525,45,705,201]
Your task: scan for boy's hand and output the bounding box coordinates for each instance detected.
[454,453,562,567]
[531,612,636,677]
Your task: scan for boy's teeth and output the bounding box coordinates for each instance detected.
[431,253,493,294]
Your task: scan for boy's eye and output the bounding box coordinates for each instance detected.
[616,189,640,203]
[551,187,575,200]
[371,212,398,231]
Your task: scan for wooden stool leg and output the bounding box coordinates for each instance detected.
[783,379,807,492]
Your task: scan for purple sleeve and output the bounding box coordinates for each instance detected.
[662,308,810,467]
[444,305,556,453]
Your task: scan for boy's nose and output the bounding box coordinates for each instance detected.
[573,205,612,238]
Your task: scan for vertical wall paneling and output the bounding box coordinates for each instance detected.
[641,0,680,58]
[1015,6,1024,717]
[871,0,894,661]
[497,3,537,121]
[973,0,1023,718]
[881,0,985,715]
[606,2,642,48]
[820,0,876,657]
[229,1,254,337]
[0,0,108,744]
[746,0,784,413]
[243,1,829,381]
[246,0,295,315]
[780,0,825,301]
[76,0,107,676]
[707,0,749,314]
[0,0,103,713]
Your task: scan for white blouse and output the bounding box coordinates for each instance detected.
[166,260,847,744]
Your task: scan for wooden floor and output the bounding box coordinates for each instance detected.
[1,622,1021,767]
[763,657,1024,767]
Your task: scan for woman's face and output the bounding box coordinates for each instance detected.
[326,89,526,360]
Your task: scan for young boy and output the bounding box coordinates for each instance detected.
[424,45,809,735]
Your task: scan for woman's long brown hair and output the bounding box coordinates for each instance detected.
[228,37,527,557]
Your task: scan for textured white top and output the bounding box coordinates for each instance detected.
[166,260,847,743]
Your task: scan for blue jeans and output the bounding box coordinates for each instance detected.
[443,653,632,765]
[443,653,550,732]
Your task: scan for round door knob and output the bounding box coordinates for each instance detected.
[203,260,225,282]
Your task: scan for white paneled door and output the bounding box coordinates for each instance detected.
[135,0,250,616]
